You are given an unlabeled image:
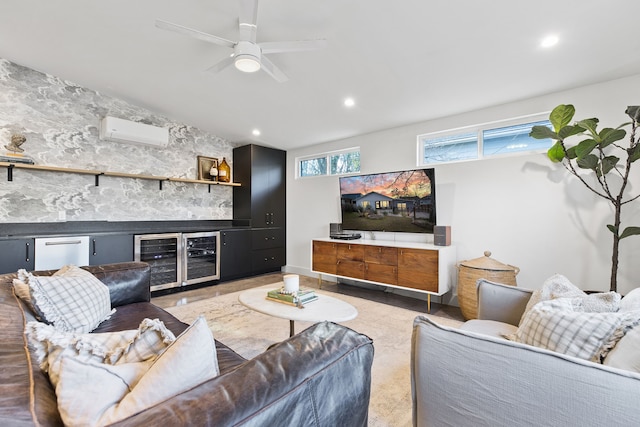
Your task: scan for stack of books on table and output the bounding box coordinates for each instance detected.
[266,288,318,306]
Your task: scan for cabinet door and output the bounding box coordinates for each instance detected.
[265,147,286,228]
[397,248,439,292]
[312,240,337,274]
[0,239,34,274]
[89,235,133,266]
[220,229,252,281]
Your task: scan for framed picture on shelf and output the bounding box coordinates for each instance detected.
[197,155,218,181]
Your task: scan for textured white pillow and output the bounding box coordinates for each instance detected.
[52,316,219,426]
[603,326,640,373]
[520,274,621,325]
[26,317,177,379]
[20,267,114,333]
[514,298,639,362]
[620,288,640,312]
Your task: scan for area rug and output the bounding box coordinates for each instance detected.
[165,287,462,427]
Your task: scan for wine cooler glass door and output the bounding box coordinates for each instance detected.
[134,233,182,292]
[183,231,220,285]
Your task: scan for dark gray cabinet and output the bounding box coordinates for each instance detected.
[233,144,286,275]
[0,239,35,274]
[89,234,134,265]
[219,229,252,281]
[233,144,286,228]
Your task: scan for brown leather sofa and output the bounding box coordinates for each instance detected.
[0,262,374,426]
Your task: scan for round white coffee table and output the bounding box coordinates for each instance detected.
[239,284,358,337]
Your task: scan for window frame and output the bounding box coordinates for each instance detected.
[296,147,361,178]
[417,113,552,167]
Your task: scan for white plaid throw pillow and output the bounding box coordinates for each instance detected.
[514,298,640,362]
[21,267,114,333]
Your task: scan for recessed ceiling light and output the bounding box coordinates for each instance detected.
[344,97,355,107]
[252,129,261,136]
[541,35,559,48]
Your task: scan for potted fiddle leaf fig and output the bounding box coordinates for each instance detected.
[530,104,640,292]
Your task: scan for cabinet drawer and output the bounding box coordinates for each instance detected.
[337,259,365,279]
[252,228,285,250]
[364,245,397,265]
[252,247,285,273]
[336,243,364,262]
[365,263,397,285]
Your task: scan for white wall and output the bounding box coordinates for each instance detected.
[285,73,640,300]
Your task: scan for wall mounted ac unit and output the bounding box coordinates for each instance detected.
[99,116,169,148]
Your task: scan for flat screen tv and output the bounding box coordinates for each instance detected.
[339,168,436,234]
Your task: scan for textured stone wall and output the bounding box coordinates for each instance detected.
[0,58,238,223]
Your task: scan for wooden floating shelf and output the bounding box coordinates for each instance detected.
[1,162,241,188]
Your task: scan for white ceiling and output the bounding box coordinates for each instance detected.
[1,1,639,151]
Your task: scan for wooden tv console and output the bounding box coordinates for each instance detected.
[311,238,456,311]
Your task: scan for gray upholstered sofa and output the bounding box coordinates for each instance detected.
[0,262,374,426]
[411,280,640,427]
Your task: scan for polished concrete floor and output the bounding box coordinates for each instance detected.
[152,272,464,322]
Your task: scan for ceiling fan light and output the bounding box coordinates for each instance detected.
[235,55,261,73]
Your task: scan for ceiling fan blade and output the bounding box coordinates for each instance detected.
[205,55,235,74]
[260,55,288,83]
[156,19,235,49]
[238,0,258,42]
[260,39,327,54]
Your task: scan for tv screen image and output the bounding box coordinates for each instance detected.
[339,168,436,234]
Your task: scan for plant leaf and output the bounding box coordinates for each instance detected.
[577,154,598,170]
[576,118,600,136]
[547,142,565,162]
[565,146,578,159]
[630,144,640,163]
[574,139,598,159]
[529,125,557,140]
[607,224,618,235]
[620,226,640,239]
[600,156,619,175]
[558,124,584,139]
[626,106,640,121]
[549,104,575,132]
[599,128,626,148]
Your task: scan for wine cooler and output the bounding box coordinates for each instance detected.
[134,231,220,292]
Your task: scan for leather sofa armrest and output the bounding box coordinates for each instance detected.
[110,322,374,427]
[476,279,533,326]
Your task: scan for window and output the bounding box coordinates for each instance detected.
[375,200,390,209]
[298,147,360,178]
[417,115,553,166]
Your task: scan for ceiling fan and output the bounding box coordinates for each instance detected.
[156,0,326,82]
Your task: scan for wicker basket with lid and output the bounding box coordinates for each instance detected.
[457,251,520,320]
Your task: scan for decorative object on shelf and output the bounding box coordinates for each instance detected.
[209,161,218,182]
[530,105,640,293]
[197,155,218,181]
[1,133,34,164]
[457,250,519,320]
[6,134,26,153]
[217,157,230,183]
